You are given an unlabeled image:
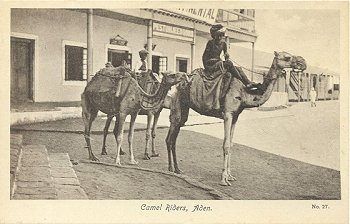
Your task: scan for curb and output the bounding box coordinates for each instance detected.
[10,134,23,198]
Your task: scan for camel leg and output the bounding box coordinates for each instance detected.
[151,111,160,157]
[101,115,113,155]
[143,113,153,160]
[170,124,182,174]
[166,123,182,173]
[220,112,233,186]
[114,113,127,166]
[227,114,239,181]
[109,116,126,155]
[82,94,99,161]
[128,112,138,165]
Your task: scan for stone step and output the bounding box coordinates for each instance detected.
[10,134,23,198]
[12,145,57,200]
[48,153,88,200]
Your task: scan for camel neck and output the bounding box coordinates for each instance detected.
[140,82,170,110]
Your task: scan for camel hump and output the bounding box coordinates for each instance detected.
[95,66,129,79]
[85,66,132,94]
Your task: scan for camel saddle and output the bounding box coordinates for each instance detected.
[85,66,132,97]
[136,70,161,113]
[190,68,232,113]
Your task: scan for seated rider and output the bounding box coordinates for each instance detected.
[134,49,149,73]
[202,24,260,90]
[134,49,161,83]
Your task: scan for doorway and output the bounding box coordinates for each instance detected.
[11,37,34,103]
[108,49,132,69]
[176,57,189,73]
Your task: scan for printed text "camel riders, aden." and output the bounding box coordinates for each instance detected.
[140,204,212,212]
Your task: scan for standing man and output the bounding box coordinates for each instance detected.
[310,87,317,107]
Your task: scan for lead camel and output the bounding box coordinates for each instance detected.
[165,51,307,186]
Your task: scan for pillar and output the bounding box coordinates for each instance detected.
[191,27,196,72]
[331,75,334,100]
[251,42,255,81]
[87,9,93,83]
[298,71,301,102]
[147,19,153,70]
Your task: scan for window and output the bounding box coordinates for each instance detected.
[152,55,168,74]
[65,45,87,81]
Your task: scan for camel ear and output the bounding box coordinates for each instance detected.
[274,51,278,56]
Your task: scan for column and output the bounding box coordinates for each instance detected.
[191,27,196,72]
[298,71,301,102]
[316,74,320,100]
[331,75,334,100]
[147,19,153,70]
[251,42,255,81]
[87,9,93,83]
[285,70,289,96]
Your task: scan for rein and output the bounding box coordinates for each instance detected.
[229,59,266,76]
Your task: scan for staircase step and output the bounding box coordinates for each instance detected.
[12,145,57,200]
[48,153,88,200]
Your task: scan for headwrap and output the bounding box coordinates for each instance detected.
[210,24,226,38]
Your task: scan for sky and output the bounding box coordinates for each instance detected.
[253,10,340,74]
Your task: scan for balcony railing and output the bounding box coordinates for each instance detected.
[216,9,256,33]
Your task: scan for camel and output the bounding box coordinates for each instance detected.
[81,66,186,165]
[165,51,307,186]
[101,71,173,160]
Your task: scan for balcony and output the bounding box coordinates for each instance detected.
[216,9,256,34]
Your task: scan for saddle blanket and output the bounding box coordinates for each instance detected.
[190,68,231,112]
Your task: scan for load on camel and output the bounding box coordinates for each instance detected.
[81,66,187,165]
[165,51,307,186]
[101,69,175,160]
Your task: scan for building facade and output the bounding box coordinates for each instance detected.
[11,8,338,104]
[11,8,257,103]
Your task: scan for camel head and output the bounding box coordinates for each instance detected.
[273,51,307,71]
[161,71,189,87]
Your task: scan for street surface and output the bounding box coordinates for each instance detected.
[11,100,341,200]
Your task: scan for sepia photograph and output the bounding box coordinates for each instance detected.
[1,1,348,223]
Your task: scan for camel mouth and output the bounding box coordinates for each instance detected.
[292,56,307,71]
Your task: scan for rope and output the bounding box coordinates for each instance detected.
[228,59,266,76]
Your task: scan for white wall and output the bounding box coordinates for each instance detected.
[11,9,148,102]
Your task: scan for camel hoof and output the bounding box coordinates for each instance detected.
[168,166,174,172]
[174,168,183,174]
[228,174,237,181]
[151,153,160,157]
[219,179,231,186]
[90,154,99,162]
[115,158,121,166]
[101,151,107,155]
[119,150,126,155]
[129,160,138,165]
[143,154,151,160]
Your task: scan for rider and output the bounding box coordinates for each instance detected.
[134,49,161,83]
[202,24,260,90]
[134,49,149,73]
